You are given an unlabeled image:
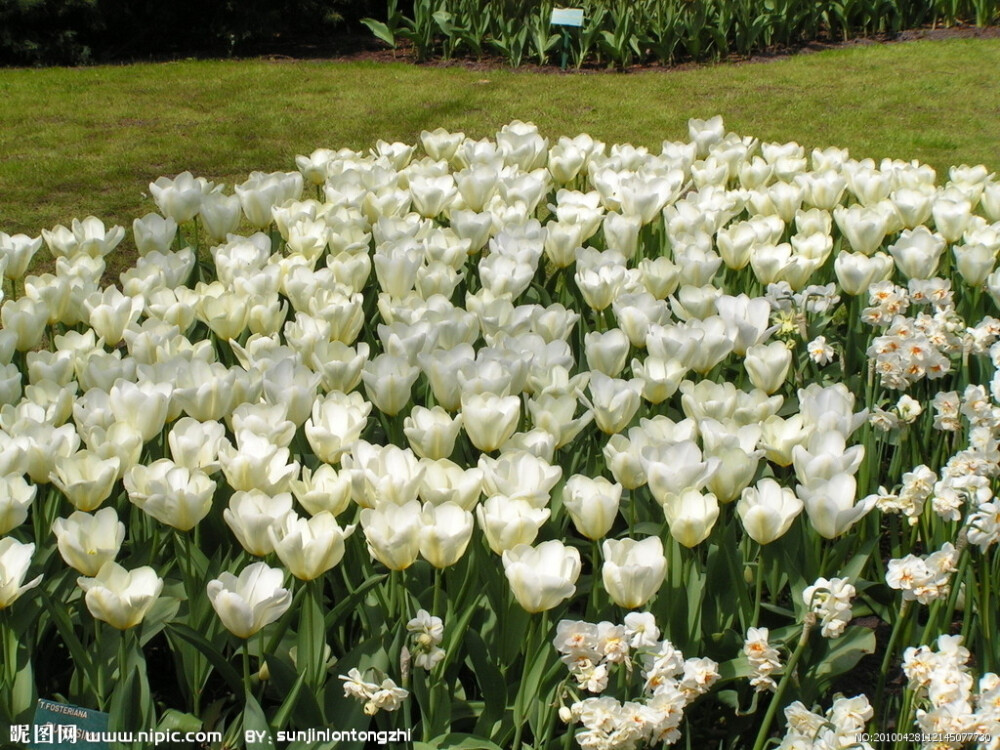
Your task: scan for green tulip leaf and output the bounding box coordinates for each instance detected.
[165,623,244,697]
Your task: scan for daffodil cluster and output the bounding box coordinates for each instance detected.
[742,627,782,693]
[555,613,719,748]
[903,635,1000,745]
[802,577,855,639]
[776,695,875,750]
[406,609,445,670]
[338,667,409,715]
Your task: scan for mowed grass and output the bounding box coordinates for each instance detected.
[1,37,998,254]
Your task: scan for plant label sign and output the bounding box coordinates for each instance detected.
[29,699,110,749]
[550,8,584,27]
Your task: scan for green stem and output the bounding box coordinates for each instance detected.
[0,609,15,720]
[512,614,542,750]
[242,639,253,699]
[751,615,814,750]
[94,619,107,711]
[874,598,911,725]
[118,628,129,684]
[751,544,765,628]
[892,687,916,750]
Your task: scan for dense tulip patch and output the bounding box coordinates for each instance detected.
[2,117,1000,749]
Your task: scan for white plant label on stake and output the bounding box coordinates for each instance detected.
[550,8,584,26]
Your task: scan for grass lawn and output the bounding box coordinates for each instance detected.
[1,37,998,258]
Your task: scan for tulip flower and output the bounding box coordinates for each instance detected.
[561,475,622,540]
[149,172,212,224]
[77,561,162,630]
[888,227,946,279]
[642,441,720,504]
[200,192,243,242]
[601,536,667,609]
[42,217,125,260]
[48,449,119,512]
[420,127,465,161]
[953,243,997,287]
[792,432,865,485]
[744,341,793,395]
[701,420,763,504]
[2,297,49,351]
[304,390,372,463]
[218,432,299,495]
[419,459,483,510]
[461,392,520,453]
[268,511,355,581]
[758,414,813,467]
[361,353,419,417]
[0,538,41,608]
[360,500,422,571]
[737,478,804,544]
[833,204,889,256]
[0,473,36,535]
[224,490,294,557]
[344,441,424,508]
[52,507,126,576]
[419,502,474,568]
[207,562,292,639]
[931,194,971,243]
[586,372,642,435]
[478,450,561,506]
[109,379,172,442]
[404,406,462,460]
[290,464,352,518]
[235,171,302,229]
[584,329,630,378]
[798,475,875,539]
[83,287,143,346]
[0,232,43,280]
[833,251,894,296]
[132,213,178,256]
[502,540,581,613]
[662,488,720,548]
[168,418,226,475]
[124,459,216,531]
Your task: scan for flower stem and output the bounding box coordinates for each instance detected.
[242,639,253,699]
[751,614,814,750]
[874,598,911,726]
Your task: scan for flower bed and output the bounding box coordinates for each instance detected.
[1,116,999,749]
